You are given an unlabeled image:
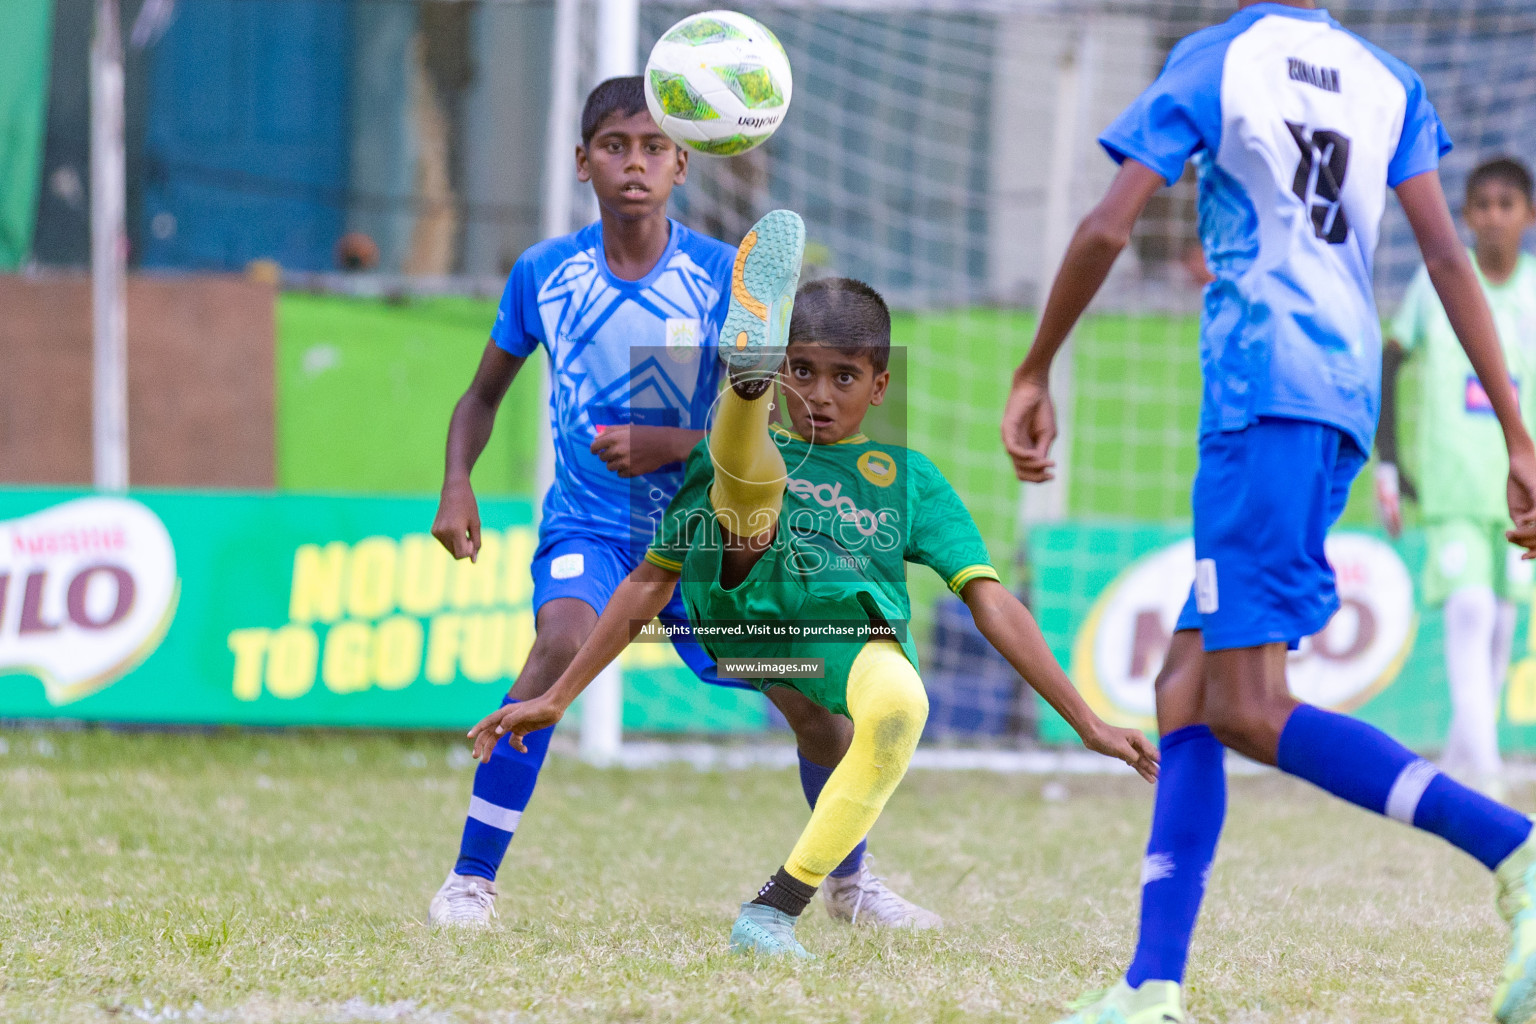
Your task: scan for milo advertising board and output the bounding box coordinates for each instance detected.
[0,490,765,732]
[7,488,1536,749]
[1029,523,1536,751]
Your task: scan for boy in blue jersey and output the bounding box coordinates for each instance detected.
[1001,3,1536,1022]
[427,78,936,929]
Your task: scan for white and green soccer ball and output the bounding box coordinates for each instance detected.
[644,10,792,157]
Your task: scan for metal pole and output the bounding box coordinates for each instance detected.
[539,0,627,765]
[1019,29,1085,526]
[578,0,643,768]
[91,0,129,492]
[595,0,639,80]
[539,0,581,243]
[573,0,642,767]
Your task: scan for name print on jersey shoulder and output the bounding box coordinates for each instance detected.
[1287,56,1342,94]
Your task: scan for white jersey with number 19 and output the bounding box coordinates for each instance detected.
[1099,2,1451,454]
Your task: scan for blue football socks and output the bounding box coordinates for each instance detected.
[1125,724,1227,987]
[798,751,867,878]
[1277,704,1531,871]
[454,696,556,881]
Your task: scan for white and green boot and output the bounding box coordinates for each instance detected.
[1053,979,1186,1024]
[1494,834,1536,1023]
[721,209,804,375]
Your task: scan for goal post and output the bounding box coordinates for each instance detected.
[555,0,643,766]
[91,0,129,494]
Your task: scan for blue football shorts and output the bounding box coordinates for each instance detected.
[1175,416,1368,652]
[529,528,747,688]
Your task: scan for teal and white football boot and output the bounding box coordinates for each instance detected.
[729,901,814,959]
[1494,833,1536,1023]
[1052,979,1186,1024]
[721,208,804,376]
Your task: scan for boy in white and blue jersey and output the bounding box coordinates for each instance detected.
[1001,3,1536,1022]
[427,78,936,930]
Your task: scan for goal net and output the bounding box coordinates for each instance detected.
[578,0,1536,750]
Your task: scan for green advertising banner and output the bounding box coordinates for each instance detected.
[1029,523,1536,753]
[0,1,52,268]
[5,487,1531,752]
[0,489,766,732]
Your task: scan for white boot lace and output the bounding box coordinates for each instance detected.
[443,881,497,923]
[841,861,910,926]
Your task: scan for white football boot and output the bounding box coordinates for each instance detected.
[427,871,497,928]
[822,858,942,929]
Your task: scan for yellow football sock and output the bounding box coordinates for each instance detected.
[708,384,785,540]
[784,640,928,887]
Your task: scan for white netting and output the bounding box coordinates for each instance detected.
[236,0,1535,745]
[631,1,1536,740]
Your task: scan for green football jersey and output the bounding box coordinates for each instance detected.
[1391,251,1536,522]
[644,426,998,714]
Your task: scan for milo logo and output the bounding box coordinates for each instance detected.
[1071,534,1416,729]
[0,497,180,704]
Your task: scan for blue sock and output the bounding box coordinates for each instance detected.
[1277,704,1531,871]
[454,696,556,881]
[1125,724,1226,987]
[798,751,867,878]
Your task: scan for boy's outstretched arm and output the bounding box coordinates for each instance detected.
[961,578,1159,781]
[432,341,526,562]
[466,560,680,761]
[1397,170,1536,554]
[1002,160,1167,483]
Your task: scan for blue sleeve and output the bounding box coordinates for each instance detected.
[1387,67,1452,187]
[489,256,542,358]
[710,270,731,332]
[1099,35,1227,186]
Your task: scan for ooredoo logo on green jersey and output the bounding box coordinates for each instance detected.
[785,475,897,542]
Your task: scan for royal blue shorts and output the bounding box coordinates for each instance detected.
[530,529,745,688]
[1175,417,1367,652]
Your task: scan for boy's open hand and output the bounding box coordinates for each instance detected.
[468,695,565,762]
[1082,722,1160,783]
[433,479,482,561]
[1508,445,1536,558]
[1001,377,1058,482]
[592,424,680,478]
[1374,463,1403,539]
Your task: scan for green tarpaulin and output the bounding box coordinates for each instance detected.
[0,2,53,269]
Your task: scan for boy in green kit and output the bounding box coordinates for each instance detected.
[467,209,1158,958]
[1377,157,1536,798]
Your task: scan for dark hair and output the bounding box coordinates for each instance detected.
[788,277,891,373]
[581,76,650,146]
[1468,157,1535,205]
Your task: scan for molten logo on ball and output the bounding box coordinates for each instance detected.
[0,497,180,704]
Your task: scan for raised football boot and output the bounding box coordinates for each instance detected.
[720,208,804,376]
[729,901,814,959]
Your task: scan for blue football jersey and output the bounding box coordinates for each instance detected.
[1100,3,1451,452]
[491,220,735,545]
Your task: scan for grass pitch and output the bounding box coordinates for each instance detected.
[2,728,1518,1024]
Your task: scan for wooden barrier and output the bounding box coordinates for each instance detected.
[0,274,274,488]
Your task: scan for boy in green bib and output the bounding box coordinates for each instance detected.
[1378,157,1536,798]
[468,210,1158,958]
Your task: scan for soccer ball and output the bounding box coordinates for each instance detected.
[644,10,792,157]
